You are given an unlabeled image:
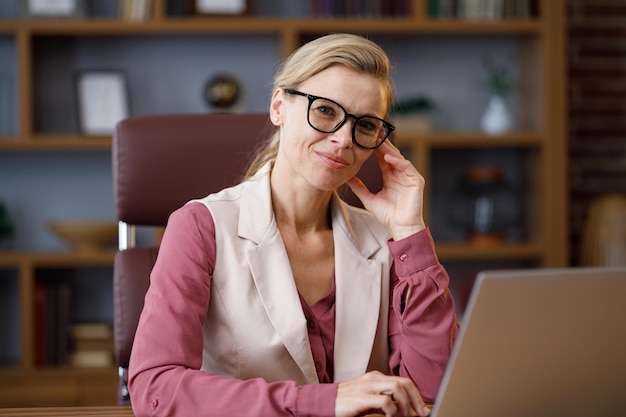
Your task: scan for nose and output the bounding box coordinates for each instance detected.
[329,117,354,148]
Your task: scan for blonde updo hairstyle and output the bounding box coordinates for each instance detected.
[244,33,394,179]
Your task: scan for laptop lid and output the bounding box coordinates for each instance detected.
[431,266,626,417]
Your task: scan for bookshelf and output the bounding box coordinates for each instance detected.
[0,0,567,406]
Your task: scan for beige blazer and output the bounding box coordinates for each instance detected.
[193,164,393,385]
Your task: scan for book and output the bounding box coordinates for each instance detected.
[69,350,114,368]
[33,278,72,367]
[70,323,113,340]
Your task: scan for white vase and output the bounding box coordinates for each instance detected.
[480,95,512,135]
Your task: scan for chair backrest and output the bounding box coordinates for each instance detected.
[111,112,383,405]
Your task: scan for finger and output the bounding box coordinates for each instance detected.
[383,379,429,417]
[374,392,400,417]
[372,381,416,417]
[401,384,430,417]
[381,390,411,417]
[377,139,403,157]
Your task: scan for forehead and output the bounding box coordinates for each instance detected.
[297,66,388,116]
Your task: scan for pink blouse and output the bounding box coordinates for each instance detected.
[129,202,458,417]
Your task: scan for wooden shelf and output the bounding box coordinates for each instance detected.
[394,131,544,147]
[0,251,116,267]
[0,16,544,35]
[0,133,545,152]
[0,136,112,151]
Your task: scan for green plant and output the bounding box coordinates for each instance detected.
[482,58,517,96]
[390,95,437,115]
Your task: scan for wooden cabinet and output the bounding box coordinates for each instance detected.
[0,0,567,406]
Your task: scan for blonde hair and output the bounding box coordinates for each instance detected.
[244,33,394,179]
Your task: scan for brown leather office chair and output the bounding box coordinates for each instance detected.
[111,112,382,405]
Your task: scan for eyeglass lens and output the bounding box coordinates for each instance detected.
[308,97,389,149]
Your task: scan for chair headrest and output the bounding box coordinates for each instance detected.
[112,113,271,226]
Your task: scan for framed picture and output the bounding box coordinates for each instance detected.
[75,71,130,136]
[21,0,85,18]
[195,0,249,15]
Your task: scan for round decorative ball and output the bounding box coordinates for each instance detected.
[204,74,240,109]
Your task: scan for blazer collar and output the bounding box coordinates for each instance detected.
[238,162,382,259]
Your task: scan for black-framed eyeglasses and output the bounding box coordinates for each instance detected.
[284,89,394,150]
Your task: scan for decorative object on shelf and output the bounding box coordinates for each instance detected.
[47,220,118,252]
[390,95,437,134]
[21,0,86,18]
[479,57,517,135]
[480,94,512,135]
[204,73,241,110]
[449,165,521,246]
[579,193,626,266]
[117,0,153,21]
[75,70,130,136]
[0,200,14,248]
[194,0,248,15]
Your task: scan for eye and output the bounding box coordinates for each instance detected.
[356,118,379,133]
[313,104,336,117]
[311,98,342,119]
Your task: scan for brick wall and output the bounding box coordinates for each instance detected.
[567,0,626,264]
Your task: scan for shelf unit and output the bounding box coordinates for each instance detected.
[0,0,567,407]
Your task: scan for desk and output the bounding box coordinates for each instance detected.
[0,407,134,417]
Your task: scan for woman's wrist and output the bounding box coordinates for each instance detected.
[390,224,426,241]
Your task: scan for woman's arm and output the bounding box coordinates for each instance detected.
[387,228,459,403]
[128,202,336,417]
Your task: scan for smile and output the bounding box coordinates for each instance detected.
[316,151,350,169]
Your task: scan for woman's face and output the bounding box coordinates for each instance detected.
[270,65,388,193]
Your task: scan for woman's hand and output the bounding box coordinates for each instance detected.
[347,141,426,240]
[335,371,431,417]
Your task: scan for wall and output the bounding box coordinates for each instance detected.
[567,0,626,264]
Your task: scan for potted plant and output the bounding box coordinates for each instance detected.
[389,95,438,134]
[480,58,518,135]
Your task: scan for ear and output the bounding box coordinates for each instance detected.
[270,88,283,126]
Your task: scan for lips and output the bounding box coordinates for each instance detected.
[316,151,350,169]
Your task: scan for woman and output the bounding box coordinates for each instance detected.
[129,33,458,417]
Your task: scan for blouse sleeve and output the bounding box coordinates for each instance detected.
[128,202,337,417]
[387,227,459,403]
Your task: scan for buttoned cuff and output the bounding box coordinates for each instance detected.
[296,383,338,417]
[388,227,439,277]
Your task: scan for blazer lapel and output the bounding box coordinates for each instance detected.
[238,168,319,384]
[331,196,385,382]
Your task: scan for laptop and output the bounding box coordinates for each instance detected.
[430,266,626,417]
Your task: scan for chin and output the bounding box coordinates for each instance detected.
[311,173,350,193]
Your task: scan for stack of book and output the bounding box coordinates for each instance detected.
[428,0,535,20]
[69,323,115,368]
[311,0,410,18]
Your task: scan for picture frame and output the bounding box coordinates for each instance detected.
[75,71,130,136]
[21,0,86,18]
[194,0,249,15]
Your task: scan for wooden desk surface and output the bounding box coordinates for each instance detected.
[0,407,134,417]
